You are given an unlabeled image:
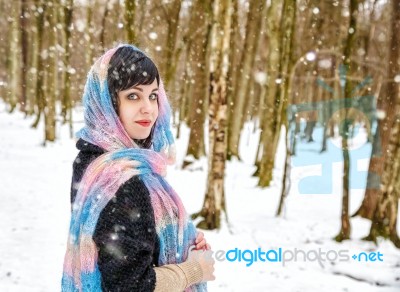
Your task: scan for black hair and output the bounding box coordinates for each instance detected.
[107,46,160,149]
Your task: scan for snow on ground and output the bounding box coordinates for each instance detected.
[0,102,399,292]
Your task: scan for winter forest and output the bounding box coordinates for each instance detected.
[1,0,400,291]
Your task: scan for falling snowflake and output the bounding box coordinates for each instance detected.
[149,32,158,40]
[376,109,386,120]
[306,52,316,62]
[67,67,76,75]
[254,72,267,84]
[318,59,332,69]
[75,19,85,32]
[312,7,320,14]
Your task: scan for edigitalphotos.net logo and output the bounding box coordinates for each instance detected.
[200,247,384,268]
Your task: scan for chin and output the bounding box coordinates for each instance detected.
[130,132,151,140]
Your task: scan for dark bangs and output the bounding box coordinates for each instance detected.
[107,46,160,113]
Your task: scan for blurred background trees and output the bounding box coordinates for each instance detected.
[0,0,399,246]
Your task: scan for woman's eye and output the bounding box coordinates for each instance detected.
[149,93,159,101]
[127,93,138,100]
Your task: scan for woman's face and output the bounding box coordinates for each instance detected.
[117,79,159,140]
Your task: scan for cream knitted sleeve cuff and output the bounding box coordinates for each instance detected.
[154,261,203,292]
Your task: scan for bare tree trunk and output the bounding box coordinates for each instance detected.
[61,0,74,140]
[335,0,358,242]
[100,1,110,49]
[352,125,383,219]
[193,0,231,230]
[124,0,136,44]
[353,2,398,220]
[176,67,189,140]
[176,40,194,140]
[242,4,265,125]
[258,0,296,187]
[367,109,400,247]
[276,130,291,216]
[321,57,337,153]
[26,3,38,116]
[31,0,46,128]
[225,0,239,136]
[85,1,94,69]
[227,0,265,159]
[0,1,8,102]
[19,0,28,113]
[44,0,57,142]
[366,0,400,248]
[256,0,281,184]
[303,71,316,142]
[183,0,212,166]
[272,0,297,214]
[162,0,182,90]
[7,0,21,113]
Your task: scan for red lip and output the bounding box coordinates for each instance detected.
[135,120,152,127]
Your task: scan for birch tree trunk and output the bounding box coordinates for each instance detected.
[227,0,265,159]
[193,0,231,230]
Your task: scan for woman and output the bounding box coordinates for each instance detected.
[62,44,215,291]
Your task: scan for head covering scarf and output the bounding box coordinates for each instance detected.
[61,44,206,292]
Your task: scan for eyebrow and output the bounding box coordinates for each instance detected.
[132,86,159,92]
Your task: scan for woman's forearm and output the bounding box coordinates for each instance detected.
[154,261,203,292]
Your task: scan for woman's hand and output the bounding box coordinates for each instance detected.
[195,231,211,251]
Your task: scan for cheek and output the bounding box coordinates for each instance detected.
[154,104,159,118]
[119,103,140,120]
[118,107,131,126]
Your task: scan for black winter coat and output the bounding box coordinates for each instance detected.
[70,139,160,292]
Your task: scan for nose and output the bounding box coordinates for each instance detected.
[140,98,153,114]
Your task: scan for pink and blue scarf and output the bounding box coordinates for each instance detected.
[61,44,206,292]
